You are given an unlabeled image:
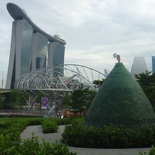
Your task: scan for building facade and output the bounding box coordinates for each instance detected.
[131,57,147,77]
[6,3,66,89]
[152,56,155,74]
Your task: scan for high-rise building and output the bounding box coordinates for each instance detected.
[32,32,48,70]
[131,57,147,77]
[6,3,66,89]
[152,56,155,74]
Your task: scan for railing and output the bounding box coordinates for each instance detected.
[0,110,45,117]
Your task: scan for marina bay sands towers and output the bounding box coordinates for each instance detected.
[6,3,66,89]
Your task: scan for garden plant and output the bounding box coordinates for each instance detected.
[0,117,76,155]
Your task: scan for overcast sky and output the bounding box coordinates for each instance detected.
[1,0,155,87]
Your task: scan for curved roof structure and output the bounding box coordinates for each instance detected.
[15,64,105,92]
[7,3,66,45]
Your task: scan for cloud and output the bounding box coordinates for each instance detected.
[1,0,155,87]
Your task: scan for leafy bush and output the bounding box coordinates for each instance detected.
[42,119,58,133]
[27,117,44,125]
[0,131,77,155]
[62,122,155,148]
[0,117,76,155]
[54,118,72,125]
[148,146,155,155]
[0,121,12,129]
[0,127,21,155]
[19,134,76,155]
[138,146,155,155]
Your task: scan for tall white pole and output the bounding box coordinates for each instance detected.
[0,71,3,89]
[2,73,3,89]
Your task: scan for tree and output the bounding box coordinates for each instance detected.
[10,89,25,111]
[35,92,45,111]
[135,71,155,109]
[135,70,152,85]
[63,88,96,116]
[93,79,105,88]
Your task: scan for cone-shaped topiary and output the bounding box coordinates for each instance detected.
[83,63,155,129]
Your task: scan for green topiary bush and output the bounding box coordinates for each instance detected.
[61,122,155,148]
[42,119,58,133]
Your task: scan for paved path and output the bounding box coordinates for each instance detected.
[20,125,151,155]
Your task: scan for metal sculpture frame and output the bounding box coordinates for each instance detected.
[15,64,106,116]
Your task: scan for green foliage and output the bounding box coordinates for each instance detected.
[10,89,26,110]
[28,118,44,125]
[35,92,45,110]
[0,127,21,155]
[0,121,12,128]
[93,79,104,86]
[0,117,76,155]
[135,71,155,109]
[149,146,155,155]
[63,88,96,115]
[35,92,45,103]
[139,146,155,155]
[138,151,148,155]
[19,134,76,155]
[71,117,84,125]
[62,121,155,148]
[42,119,58,133]
[0,130,76,155]
[54,117,72,125]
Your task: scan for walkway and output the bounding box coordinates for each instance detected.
[20,125,151,155]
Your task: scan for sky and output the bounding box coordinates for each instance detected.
[1,0,155,87]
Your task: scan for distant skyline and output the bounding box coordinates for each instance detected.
[131,57,147,76]
[1,0,155,87]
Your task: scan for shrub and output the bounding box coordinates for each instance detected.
[0,132,77,155]
[55,118,72,125]
[0,117,76,155]
[0,121,12,129]
[42,119,58,133]
[28,118,44,125]
[61,122,155,148]
[138,146,155,155]
[0,127,21,155]
[19,134,76,155]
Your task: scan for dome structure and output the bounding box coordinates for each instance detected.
[83,63,155,129]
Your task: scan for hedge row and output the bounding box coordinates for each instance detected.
[61,122,155,148]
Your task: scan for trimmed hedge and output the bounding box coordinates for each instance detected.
[62,122,155,148]
[27,117,44,125]
[42,119,58,133]
[54,117,72,125]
